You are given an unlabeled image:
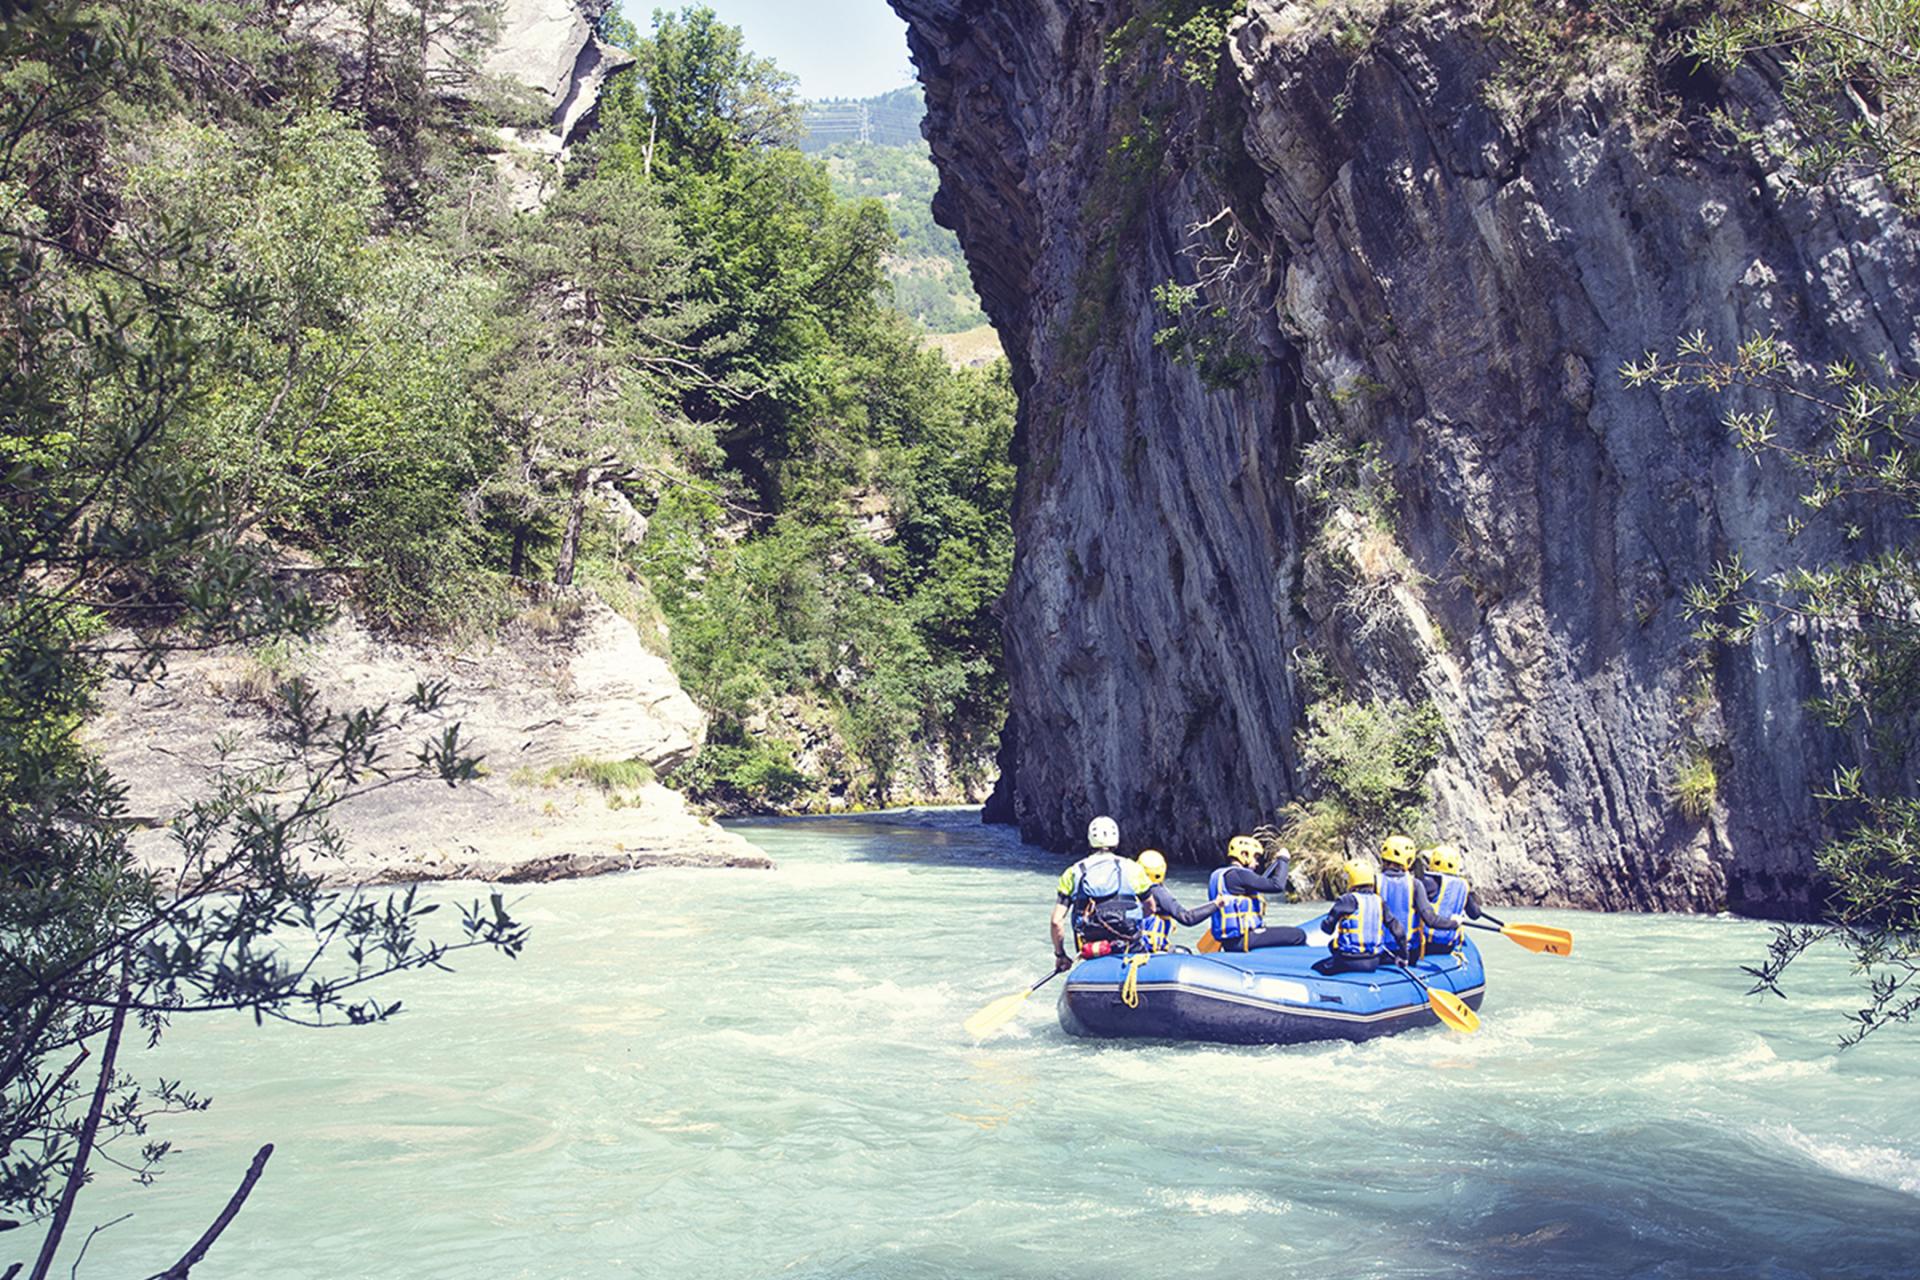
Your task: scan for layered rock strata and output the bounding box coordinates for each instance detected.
[892,0,1920,913]
[95,593,769,886]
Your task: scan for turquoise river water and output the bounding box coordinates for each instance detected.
[54,810,1920,1278]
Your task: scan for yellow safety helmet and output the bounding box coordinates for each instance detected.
[1225,835,1263,865]
[1426,844,1463,876]
[1380,834,1417,869]
[1138,849,1168,883]
[1345,860,1378,891]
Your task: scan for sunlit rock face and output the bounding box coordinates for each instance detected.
[484,0,633,206]
[890,0,1920,914]
[298,0,632,205]
[486,0,632,141]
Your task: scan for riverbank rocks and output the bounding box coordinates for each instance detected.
[890,0,1920,915]
[93,591,770,887]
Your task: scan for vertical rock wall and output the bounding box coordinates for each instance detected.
[892,0,1920,914]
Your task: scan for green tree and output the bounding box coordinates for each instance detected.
[118,109,498,628]
[481,170,709,585]
[818,140,988,334]
[598,3,801,179]
[331,0,517,205]
[0,9,524,1270]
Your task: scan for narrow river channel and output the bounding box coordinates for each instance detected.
[71,810,1920,1278]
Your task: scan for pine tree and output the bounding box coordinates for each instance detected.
[483,171,707,586]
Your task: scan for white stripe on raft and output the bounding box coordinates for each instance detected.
[1065,981,1488,1024]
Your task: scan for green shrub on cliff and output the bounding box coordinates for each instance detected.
[1670,746,1719,822]
[1483,0,1920,209]
[1689,0,1920,202]
[1283,694,1446,859]
[1107,0,1248,87]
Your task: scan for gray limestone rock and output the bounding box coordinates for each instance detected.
[890,0,1920,915]
[486,0,634,141]
[93,593,767,886]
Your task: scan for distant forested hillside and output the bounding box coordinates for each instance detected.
[800,86,925,151]
[803,88,986,334]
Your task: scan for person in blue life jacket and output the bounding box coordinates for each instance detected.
[1206,835,1310,951]
[1419,843,1485,954]
[1316,860,1408,974]
[1133,849,1228,953]
[1378,834,1462,962]
[1050,816,1154,971]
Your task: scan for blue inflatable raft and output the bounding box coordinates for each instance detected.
[1057,933,1486,1045]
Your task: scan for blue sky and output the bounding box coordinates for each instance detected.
[621,1,917,101]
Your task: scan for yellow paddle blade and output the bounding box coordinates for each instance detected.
[964,988,1035,1039]
[1503,924,1574,957]
[1426,986,1481,1034]
[1195,931,1222,954]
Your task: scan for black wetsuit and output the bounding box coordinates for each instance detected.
[1211,859,1309,948]
[1316,891,1409,974]
[1143,883,1219,927]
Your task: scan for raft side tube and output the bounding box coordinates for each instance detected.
[1057,936,1487,1046]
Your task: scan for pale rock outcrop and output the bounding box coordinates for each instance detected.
[487,0,635,207]
[891,0,1920,915]
[291,1,631,207]
[94,594,768,885]
[487,0,630,140]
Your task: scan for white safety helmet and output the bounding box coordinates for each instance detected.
[1087,815,1119,850]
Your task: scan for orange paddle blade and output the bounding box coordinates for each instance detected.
[964,988,1036,1039]
[1426,986,1480,1034]
[1196,931,1222,954]
[1503,924,1573,957]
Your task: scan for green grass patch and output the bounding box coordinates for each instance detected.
[1671,747,1717,821]
[511,756,657,805]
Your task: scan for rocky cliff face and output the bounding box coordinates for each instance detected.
[892,0,1920,914]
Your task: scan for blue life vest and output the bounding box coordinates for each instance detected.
[1208,867,1264,944]
[1138,913,1175,953]
[1332,894,1386,957]
[1381,870,1426,959]
[1069,853,1144,940]
[1427,873,1469,950]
